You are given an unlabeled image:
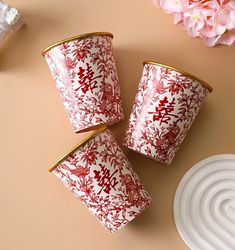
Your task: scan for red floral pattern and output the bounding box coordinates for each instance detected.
[44,34,124,132]
[53,129,152,233]
[123,63,210,165]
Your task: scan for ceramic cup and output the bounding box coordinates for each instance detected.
[42,32,124,133]
[123,61,213,165]
[49,126,152,233]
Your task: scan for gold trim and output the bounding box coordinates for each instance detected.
[143,61,213,93]
[48,125,108,172]
[42,32,113,56]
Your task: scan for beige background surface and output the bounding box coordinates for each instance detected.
[1,0,235,249]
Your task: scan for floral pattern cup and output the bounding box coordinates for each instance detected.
[42,32,124,133]
[124,61,213,165]
[49,126,152,233]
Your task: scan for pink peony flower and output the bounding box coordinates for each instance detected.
[154,0,184,13]
[154,0,235,46]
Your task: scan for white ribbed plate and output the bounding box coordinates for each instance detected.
[174,155,235,250]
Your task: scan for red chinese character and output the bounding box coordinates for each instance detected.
[74,63,102,94]
[94,164,118,195]
[149,96,178,125]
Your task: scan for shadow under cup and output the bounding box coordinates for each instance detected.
[123,61,213,165]
[42,32,124,133]
[49,127,152,233]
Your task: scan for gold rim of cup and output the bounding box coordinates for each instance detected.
[42,31,113,56]
[143,61,213,93]
[48,125,107,172]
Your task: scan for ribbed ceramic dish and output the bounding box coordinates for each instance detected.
[174,155,235,250]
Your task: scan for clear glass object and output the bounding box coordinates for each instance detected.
[0,1,24,44]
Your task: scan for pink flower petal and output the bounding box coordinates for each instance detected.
[153,0,235,46]
[218,29,235,45]
[204,36,220,47]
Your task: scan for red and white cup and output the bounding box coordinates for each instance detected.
[42,32,124,133]
[123,61,213,165]
[49,126,152,233]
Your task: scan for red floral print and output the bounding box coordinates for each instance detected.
[70,166,90,178]
[53,129,152,233]
[44,34,124,133]
[124,63,211,165]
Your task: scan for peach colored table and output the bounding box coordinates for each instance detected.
[1,1,235,250]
